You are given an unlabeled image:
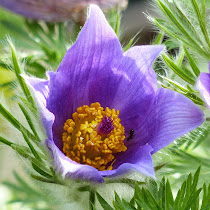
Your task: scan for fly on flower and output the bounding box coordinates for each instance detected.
[26,5,204,183]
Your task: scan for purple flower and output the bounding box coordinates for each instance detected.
[26,5,204,183]
[197,62,210,108]
[0,0,127,23]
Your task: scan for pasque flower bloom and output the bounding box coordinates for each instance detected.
[197,63,210,108]
[26,5,204,183]
[0,0,127,23]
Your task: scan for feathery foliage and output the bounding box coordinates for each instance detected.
[97,167,210,210]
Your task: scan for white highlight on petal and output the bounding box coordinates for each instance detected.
[197,79,210,107]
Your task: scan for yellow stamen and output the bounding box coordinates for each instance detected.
[62,102,127,171]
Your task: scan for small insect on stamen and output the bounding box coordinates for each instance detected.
[127,129,134,141]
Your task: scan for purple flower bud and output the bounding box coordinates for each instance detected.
[0,0,128,23]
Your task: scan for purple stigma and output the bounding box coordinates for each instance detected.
[97,115,114,135]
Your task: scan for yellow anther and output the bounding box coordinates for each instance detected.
[86,158,91,164]
[70,122,75,127]
[62,102,127,171]
[67,127,73,134]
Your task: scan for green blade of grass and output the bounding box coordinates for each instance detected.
[190,0,210,49]
[21,130,41,161]
[0,103,36,141]
[183,46,200,77]
[8,38,36,107]
[18,103,40,142]
[162,54,196,85]
[96,192,114,210]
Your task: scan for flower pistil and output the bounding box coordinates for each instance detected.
[62,102,127,171]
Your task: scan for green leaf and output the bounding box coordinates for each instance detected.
[0,135,13,146]
[13,171,41,196]
[123,39,134,52]
[114,7,121,37]
[160,76,204,105]
[158,177,166,209]
[150,0,210,59]
[7,38,36,107]
[185,173,192,202]
[0,20,38,49]
[176,46,185,67]
[0,80,16,88]
[174,181,186,210]
[201,183,210,209]
[192,126,210,149]
[123,30,141,52]
[184,188,202,210]
[113,191,134,210]
[144,187,163,210]
[190,0,210,49]
[162,54,196,85]
[191,166,201,193]
[3,181,27,193]
[134,184,154,209]
[11,144,33,158]
[107,167,206,210]
[21,130,41,161]
[154,30,165,45]
[149,179,158,200]
[77,185,91,192]
[30,174,56,184]
[172,0,203,45]
[152,17,209,58]
[18,103,40,142]
[156,0,202,48]
[183,46,200,77]
[96,192,114,210]
[166,179,174,208]
[0,103,36,141]
[31,162,53,179]
[89,189,96,210]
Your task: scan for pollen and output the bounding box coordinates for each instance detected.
[62,102,127,171]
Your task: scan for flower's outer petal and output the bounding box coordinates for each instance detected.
[57,4,123,76]
[25,77,49,106]
[123,45,165,91]
[99,145,155,178]
[25,76,54,140]
[133,89,204,154]
[89,45,164,137]
[45,140,104,183]
[197,71,210,108]
[47,5,123,149]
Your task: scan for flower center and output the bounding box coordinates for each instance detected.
[62,102,127,171]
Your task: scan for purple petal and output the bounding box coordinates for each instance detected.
[124,45,165,91]
[25,75,54,140]
[131,88,204,154]
[89,45,164,137]
[197,72,210,107]
[25,76,49,105]
[45,140,104,183]
[99,145,155,178]
[46,5,123,149]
